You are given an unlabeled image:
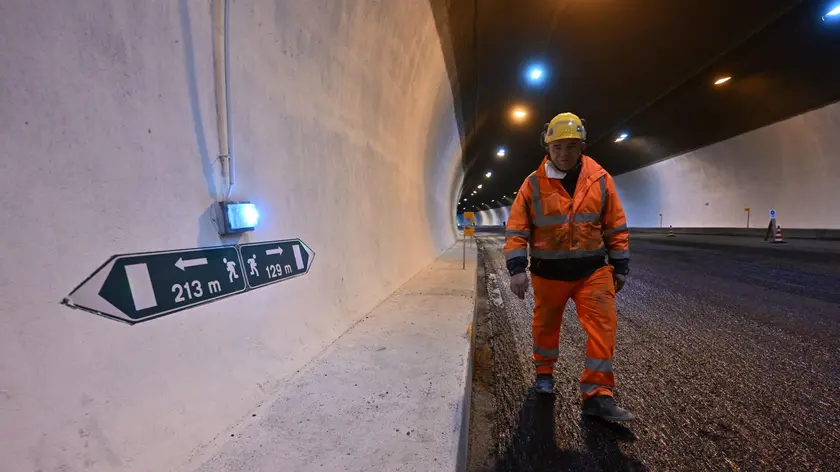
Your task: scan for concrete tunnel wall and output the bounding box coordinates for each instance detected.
[461,206,511,228]
[0,1,462,471]
[614,99,840,229]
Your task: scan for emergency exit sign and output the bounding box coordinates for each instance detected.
[63,247,245,324]
[63,240,316,325]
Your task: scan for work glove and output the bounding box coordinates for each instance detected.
[614,273,627,293]
[510,272,529,300]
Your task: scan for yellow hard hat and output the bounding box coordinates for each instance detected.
[543,112,587,145]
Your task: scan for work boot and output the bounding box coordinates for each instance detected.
[535,374,554,395]
[582,395,635,422]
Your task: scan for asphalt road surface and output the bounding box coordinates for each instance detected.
[468,234,840,472]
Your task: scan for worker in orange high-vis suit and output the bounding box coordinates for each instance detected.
[505,112,633,422]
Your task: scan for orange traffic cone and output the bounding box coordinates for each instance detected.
[667,225,676,237]
[773,225,786,244]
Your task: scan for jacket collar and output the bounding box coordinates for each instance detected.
[544,160,568,179]
[537,155,606,183]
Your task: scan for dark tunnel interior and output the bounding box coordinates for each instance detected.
[429,0,840,213]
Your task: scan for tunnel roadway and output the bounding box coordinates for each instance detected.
[468,234,840,472]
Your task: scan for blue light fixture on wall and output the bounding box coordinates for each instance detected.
[823,4,840,21]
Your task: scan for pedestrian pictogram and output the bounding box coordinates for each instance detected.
[62,246,246,324]
[246,254,259,276]
[238,239,315,289]
[223,257,240,283]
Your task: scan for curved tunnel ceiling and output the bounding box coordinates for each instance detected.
[430,0,840,213]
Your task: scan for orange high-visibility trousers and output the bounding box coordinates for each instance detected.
[531,265,617,399]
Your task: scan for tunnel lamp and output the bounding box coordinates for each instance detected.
[824,5,840,20]
[614,133,629,143]
[477,184,483,189]
[485,171,492,178]
[714,76,732,85]
[497,148,506,157]
[512,108,528,121]
[526,65,545,85]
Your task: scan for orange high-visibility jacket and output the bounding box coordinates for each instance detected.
[504,155,630,270]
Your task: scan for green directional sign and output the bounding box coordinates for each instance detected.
[239,239,315,289]
[63,246,246,324]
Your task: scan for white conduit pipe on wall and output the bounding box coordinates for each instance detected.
[214,0,235,200]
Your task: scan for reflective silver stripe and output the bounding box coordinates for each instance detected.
[534,346,559,358]
[573,213,600,223]
[603,224,629,237]
[506,249,528,260]
[580,383,613,394]
[609,250,630,259]
[599,176,606,213]
[506,230,530,239]
[530,175,570,227]
[531,247,607,260]
[584,357,613,372]
[529,175,541,217]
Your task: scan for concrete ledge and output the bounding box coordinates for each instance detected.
[193,242,478,472]
[630,227,840,240]
[457,238,485,472]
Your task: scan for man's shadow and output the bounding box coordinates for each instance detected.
[492,388,647,472]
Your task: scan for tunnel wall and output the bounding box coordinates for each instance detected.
[465,206,512,227]
[614,99,840,229]
[0,1,461,471]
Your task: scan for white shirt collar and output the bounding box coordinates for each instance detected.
[544,161,567,180]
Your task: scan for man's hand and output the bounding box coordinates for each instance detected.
[614,273,627,293]
[510,272,529,299]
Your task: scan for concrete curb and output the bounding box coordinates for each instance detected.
[630,227,840,240]
[456,239,483,472]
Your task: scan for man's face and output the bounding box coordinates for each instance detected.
[547,139,583,171]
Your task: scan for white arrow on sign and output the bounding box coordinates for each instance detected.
[175,257,208,271]
[265,247,284,256]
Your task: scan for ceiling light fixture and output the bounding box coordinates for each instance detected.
[485,171,492,178]
[615,133,629,143]
[477,185,483,189]
[714,76,731,85]
[497,148,506,157]
[824,5,840,20]
[526,64,546,85]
